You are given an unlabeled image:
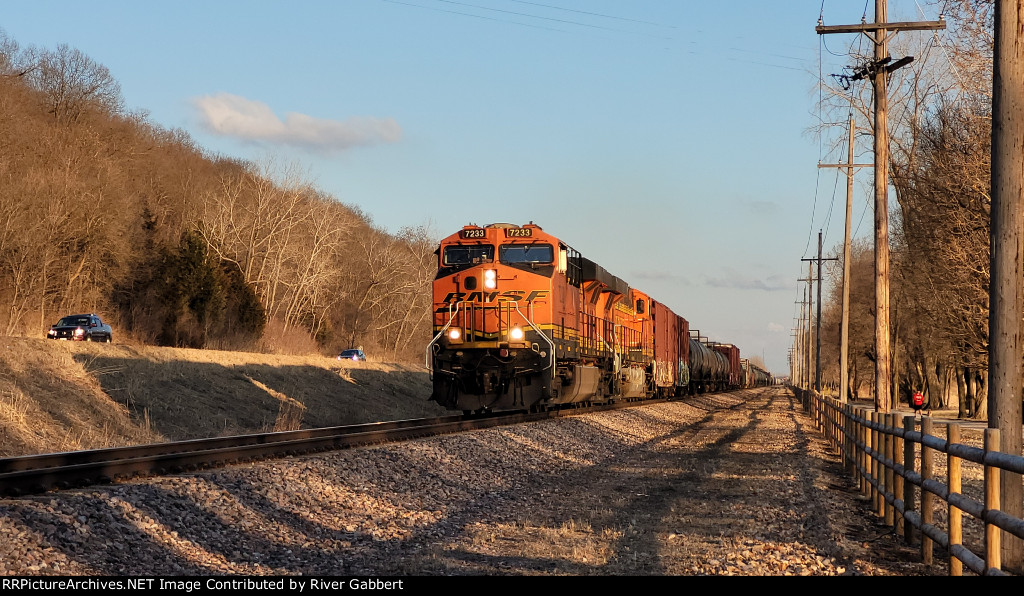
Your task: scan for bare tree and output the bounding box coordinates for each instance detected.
[25,44,123,122]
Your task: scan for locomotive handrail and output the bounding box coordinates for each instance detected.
[425,301,464,380]
[508,300,555,373]
[426,300,555,378]
[595,330,617,372]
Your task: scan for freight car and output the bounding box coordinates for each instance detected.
[426,223,749,413]
[742,359,774,388]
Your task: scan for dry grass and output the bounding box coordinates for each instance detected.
[0,337,447,456]
[246,376,308,432]
[460,517,622,569]
[0,338,165,456]
[252,318,323,356]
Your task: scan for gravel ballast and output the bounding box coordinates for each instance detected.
[0,387,943,576]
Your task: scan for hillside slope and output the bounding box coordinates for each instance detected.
[0,338,445,457]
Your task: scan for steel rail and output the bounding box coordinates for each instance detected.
[0,397,668,497]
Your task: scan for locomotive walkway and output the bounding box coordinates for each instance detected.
[0,386,939,575]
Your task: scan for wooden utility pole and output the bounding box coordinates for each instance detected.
[819,118,872,402]
[871,0,893,414]
[803,233,838,392]
[788,348,795,386]
[795,274,813,390]
[806,262,814,391]
[817,2,944,412]
[816,234,826,392]
[791,327,802,389]
[988,0,1024,570]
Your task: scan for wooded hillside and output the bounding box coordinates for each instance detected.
[0,32,434,361]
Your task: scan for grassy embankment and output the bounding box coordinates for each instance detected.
[0,337,444,457]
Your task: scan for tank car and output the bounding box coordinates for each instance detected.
[688,336,730,393]
[713,343,742,389]
[742,359,772,388]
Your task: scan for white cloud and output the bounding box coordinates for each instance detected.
[193,93,401,152]
[767,322,784,332]
[746,200,779,216]
[704,269,789,292]
[630,270,691,284]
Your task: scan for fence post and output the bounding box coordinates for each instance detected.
[833,399,840,451]
[947,423,962,576]
[880,413,890,523]
[827,397,833,445]
[816,392,823,432]
[921,417,934,565]
[883,413,893,527]
[985,427,1002,574]
[828,398,836,448]
[874,412,885,518]
[902,415,915,544]
[815,393,822,433]
[868,411,876,509]
[861,407,869,496]
[824,397,831,446]
[880,413,888,520]
[847,403,856,479]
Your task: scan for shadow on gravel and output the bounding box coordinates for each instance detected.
[0,492,213,575]
[373,388,801,575]
[0,388,939,575]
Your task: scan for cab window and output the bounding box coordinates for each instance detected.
[499,244,554,264]
[443,244,494,266]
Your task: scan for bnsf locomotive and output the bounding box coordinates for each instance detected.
[426,223,770,413]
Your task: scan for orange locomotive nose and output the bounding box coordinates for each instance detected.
[434,266,545,344]
[428,223,564,410]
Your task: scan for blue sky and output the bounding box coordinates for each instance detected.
[1,1,948,374]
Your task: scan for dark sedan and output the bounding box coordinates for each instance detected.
[337,349,366,361]
[47,314,113,342]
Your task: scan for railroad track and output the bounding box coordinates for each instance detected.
[0,397,667,497]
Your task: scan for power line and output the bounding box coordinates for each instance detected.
[379,0,569,33]
[432,0,674,39]
[508,0,676,29]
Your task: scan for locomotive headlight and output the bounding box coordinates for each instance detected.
[509,326,525,341]
[483,269,497,290]
[448,327,463,344]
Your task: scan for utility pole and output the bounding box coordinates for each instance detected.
[988,0,1024,571]
[817,2,944,412]
[798,252,814,390]
[795,284,811,391]
[819,118,873,402]
[800,263,814,391]
[802,234,838,393]
[816,233,837,393]
[790,328,801,389]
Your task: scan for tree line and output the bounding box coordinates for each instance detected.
[0,32,435,361]
[814,0,994,418]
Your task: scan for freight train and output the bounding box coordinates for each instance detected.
[426,222,773,413]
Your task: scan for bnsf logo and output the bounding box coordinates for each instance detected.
[436,290,549,312]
